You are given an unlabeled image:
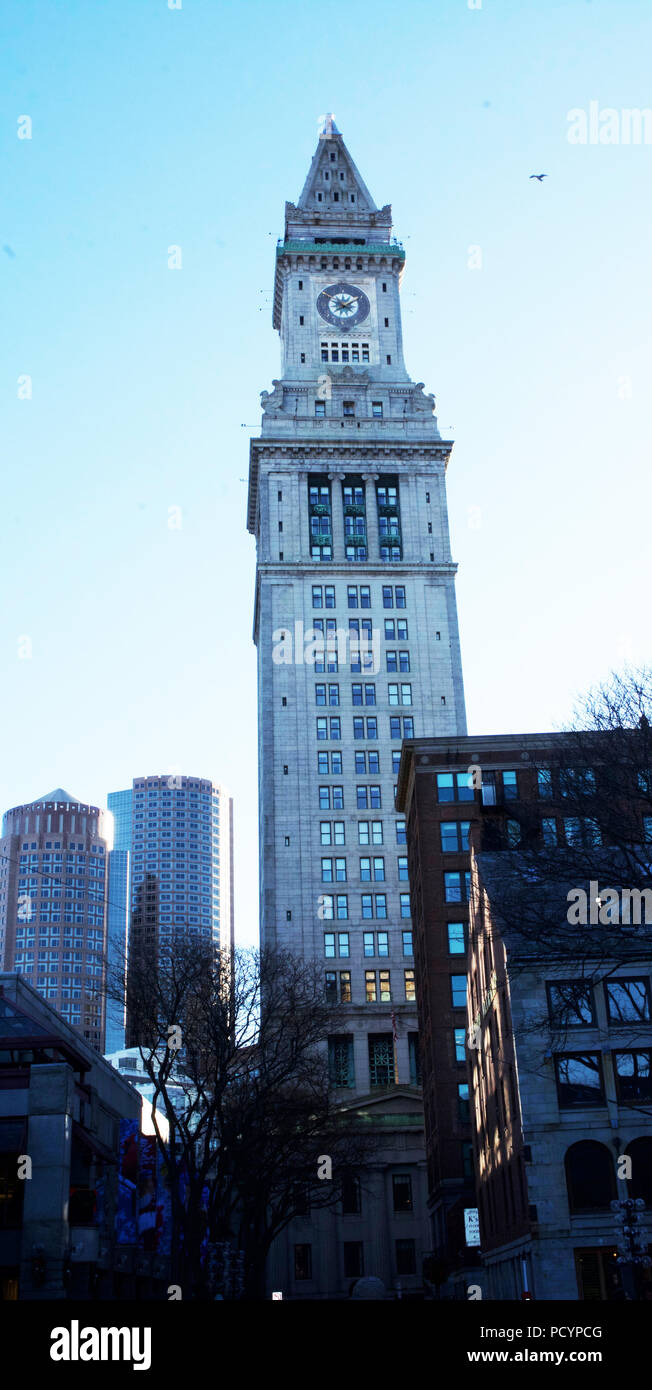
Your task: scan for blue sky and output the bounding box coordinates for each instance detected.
[2,0,651,946]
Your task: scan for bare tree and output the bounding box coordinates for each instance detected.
[105,937,377,1298]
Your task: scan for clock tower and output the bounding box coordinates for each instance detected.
[247,117,467,1298]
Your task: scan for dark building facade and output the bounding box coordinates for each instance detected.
[0,974,141,1300]
[396,729,652,1297]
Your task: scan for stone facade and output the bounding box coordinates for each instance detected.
[247,120,467,1297]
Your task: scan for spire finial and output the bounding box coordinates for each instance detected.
[318,112,341,139]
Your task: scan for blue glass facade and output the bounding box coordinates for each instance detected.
[106,789,132,1053]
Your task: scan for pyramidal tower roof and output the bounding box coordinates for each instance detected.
[39,788,78,804]
[284,115,393,244]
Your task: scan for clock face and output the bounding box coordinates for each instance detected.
[316,281,370,330]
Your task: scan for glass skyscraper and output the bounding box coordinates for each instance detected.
[106,775,234,1044]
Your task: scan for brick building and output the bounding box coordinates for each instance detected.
[396,729,652,1298]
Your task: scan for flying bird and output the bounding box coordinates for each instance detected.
[529,173,548,181]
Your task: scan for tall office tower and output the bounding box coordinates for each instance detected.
[247,119,467,1296]
[0,790,110,1051]
[107,776,234,1042]
[105,788,133,1053]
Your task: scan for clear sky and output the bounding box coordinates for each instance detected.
[2,0,651,947]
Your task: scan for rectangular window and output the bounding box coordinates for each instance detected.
[328,684,340,706]
[402,929,413,956]
[436,771,474,803]
[368,1034,394,1087]
[605,979,651,1024]
[360,586,371,608]
[342,1175,361,1213]
[396,821,406,845]
[329,1034,354,1087]
[454,1027,466,1063]
[399,893,411,918]
[376,894,387,919]
[365,970,377,1002]
[541,817,558,847]
[363,931,375,956]
[343,1242,364,1278]
[315,401,325,417]
[547,980,595,1026]
[382,586,393,609]
[555,1054,604,1107]
[451,974,467,1009]
[537,768,553,799]
[395,1238,416,1276]
[447,922,466,955]
[379,970,391,1001]
[372,402,383,417]
[404,969,416,1001]
[294,1244,312,1280]
[316,717,328,740]
[339,970,352,1003]
[320,821,332,845]
[377,930,389,957]
[614,1050,652,1103]
[324,932,336,957]
[312,586,323,609]
[393,1173,413,1213]
[503,770,518,799]
[440,821,471,853]
[397,856,408,881]
[458,1082,470,1122]
[319,787,330,810]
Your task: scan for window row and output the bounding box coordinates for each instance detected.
[328,1032,422,1089]
[294,1237,418,1282]
[547,976,651,1027]
[320,855,409,881]
[316,715,414,740]
[324,929,413,958]
[319,820,407,846]
[324,969,415,1003]
[319,893,412,919]
[555,1050,652,1106]
[314,683,412,706]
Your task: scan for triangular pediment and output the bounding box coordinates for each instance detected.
[297,130,378,215]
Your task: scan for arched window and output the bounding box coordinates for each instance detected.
[626,1138,652,1206]
[565,1140,616,1213]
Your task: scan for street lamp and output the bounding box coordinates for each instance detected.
[611,1198,651,1300]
